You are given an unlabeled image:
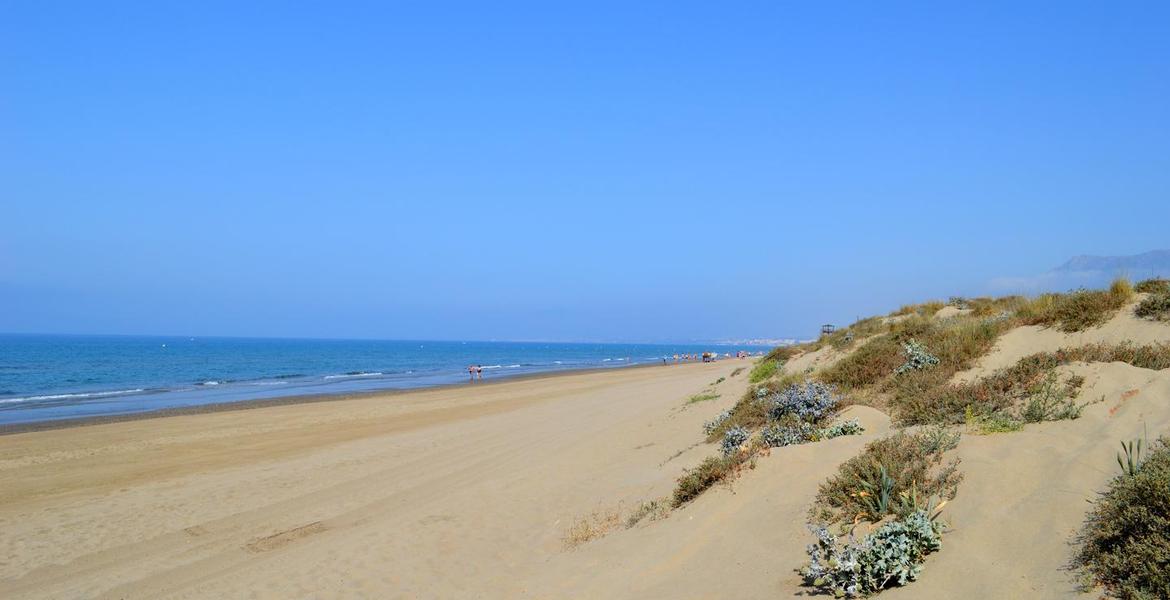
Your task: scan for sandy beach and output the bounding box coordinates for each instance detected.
[0,359,753,598]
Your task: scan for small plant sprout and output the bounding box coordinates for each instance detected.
[1118,438,1145,476]
[858,464,896,521]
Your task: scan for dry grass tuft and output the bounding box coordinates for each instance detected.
[563,508,623,549]
[1135,278,1170,294]
[1021,277,1134,332]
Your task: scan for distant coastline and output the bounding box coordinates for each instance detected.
[0,334,771,428]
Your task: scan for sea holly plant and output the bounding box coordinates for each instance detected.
[821,418,864,439]
[894,339,940,375]
[720,426,750,455]
[803,510,944,598]
[761,421,817,447]
[766,381,840,423]
[703,409,732,435]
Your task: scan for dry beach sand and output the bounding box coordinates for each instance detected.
[2,302,1170,599]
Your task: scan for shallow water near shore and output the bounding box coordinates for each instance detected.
[0,334,765,425]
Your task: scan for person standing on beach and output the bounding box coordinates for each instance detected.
[476,365,483,380]
[468,365,476,382]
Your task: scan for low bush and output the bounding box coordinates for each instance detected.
[963,407,1023,434]
[916,424,961,455]
[1023,279,1132,332]
[803,509,944,598]
[1073,437,1170,599]
[893,301,945,318]
[704,375,804,440]
[1019,371,1087,423]
[822,316,1007,397]
[1135,293,1170,321]
[1135,278,1170,294]
[748,358,779,383]
[820,333,907,391]
[672,451,751,507]
[895,343,1170,426]
[812,431,961,524]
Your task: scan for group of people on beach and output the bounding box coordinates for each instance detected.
[467,364,483,381]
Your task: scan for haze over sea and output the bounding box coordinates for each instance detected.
[0,334,768,425]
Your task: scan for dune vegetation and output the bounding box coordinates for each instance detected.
[653,277,1170,597]
[1074,437,1170,599]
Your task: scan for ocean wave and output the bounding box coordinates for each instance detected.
[0,388,147,404]
[248,381,288,386]
[323,372,384,380]
[479,365,503,370]
[505,364,521,368]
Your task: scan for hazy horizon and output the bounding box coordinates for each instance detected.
[4,3,1169,342]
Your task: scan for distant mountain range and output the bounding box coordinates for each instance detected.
[1055,250,1170,274]
[990,250,1170,294]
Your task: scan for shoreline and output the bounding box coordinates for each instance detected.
[0,356,748,598]
[0,359,698,436]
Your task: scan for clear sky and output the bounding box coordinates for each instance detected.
[2,2,1169,342]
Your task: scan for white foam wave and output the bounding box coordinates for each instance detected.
[1,388,147,403]
[323,372,384,380]
[479,365,503,370]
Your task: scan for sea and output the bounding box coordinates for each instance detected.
[0,334,770,425]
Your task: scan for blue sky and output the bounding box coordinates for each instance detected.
[2,2,1169,342]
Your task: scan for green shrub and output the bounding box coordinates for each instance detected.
[1074,438,1170,599]
[748,358,779,383]
[822,316,1008,399]
[1135,293,1170,321]
[812,431,962,524]
[964,406,1024,434]
[892,342,1170,426]
[672,452,750,507]
[1135,278,1170,294]
[1019,371,1087,423]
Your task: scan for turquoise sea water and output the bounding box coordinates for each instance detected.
[0,334,768,425]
